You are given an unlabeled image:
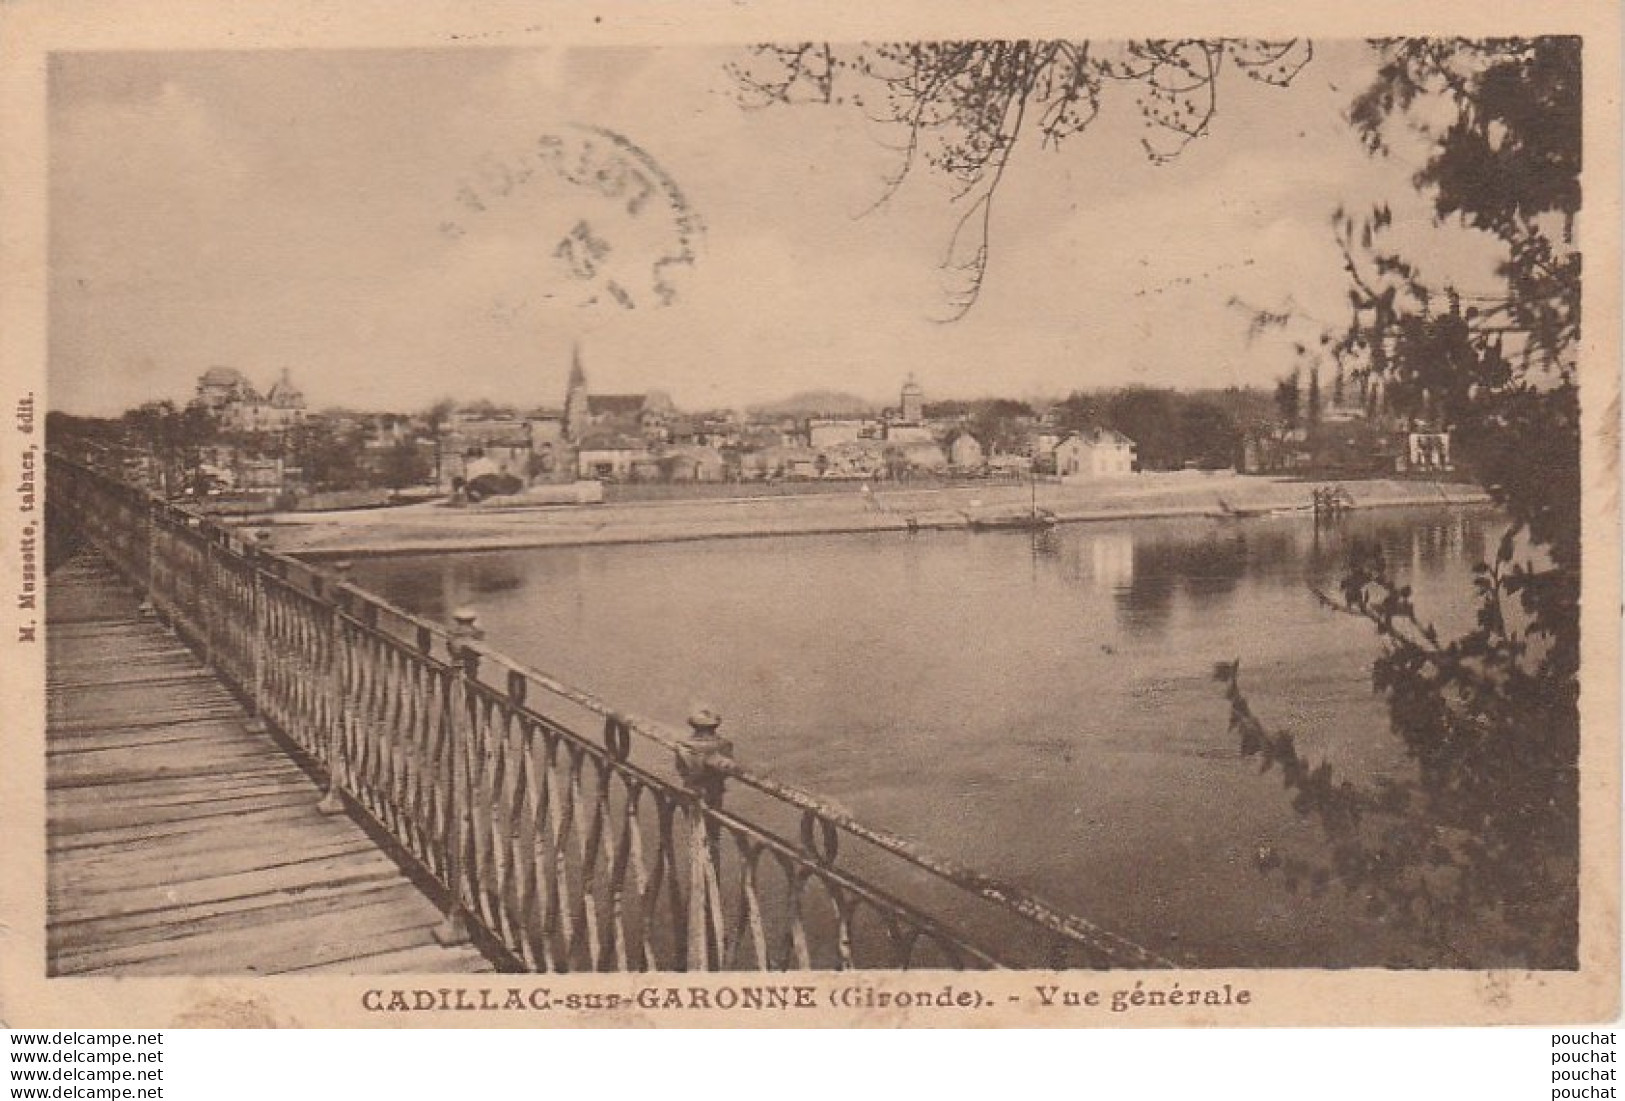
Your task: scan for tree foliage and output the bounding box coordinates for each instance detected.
[379,438,432,490]
[1180,398,1242,469]
[1050,390,1102,433]
[119,400,219,495]
[292,420,368,492]
[967,398,1036,455]
[1273,369,1302,432]
[1104,388,1181,470]
[1228,37,1582,967]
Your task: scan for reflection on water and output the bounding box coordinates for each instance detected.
[373,510,1492,643]
[353,505,1502,966]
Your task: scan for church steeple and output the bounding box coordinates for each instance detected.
[567,342,586,392]
[564,342,589,443]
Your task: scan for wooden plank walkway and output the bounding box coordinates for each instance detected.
[46,549,494,976]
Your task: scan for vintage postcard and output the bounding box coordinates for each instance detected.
[0,0,1618,1028]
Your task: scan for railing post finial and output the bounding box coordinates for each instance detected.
[447,606,485,668]
[451,606,482,634]
[676,706,732,807]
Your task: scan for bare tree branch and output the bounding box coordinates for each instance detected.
[731,38,1311,318]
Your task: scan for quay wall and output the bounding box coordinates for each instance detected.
[255,473,1491,559]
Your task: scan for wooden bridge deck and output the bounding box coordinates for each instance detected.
[46,549,494,976]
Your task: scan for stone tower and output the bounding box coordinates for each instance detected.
[900,374,924,424]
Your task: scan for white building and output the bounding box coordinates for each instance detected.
[1406,431,1453,471]
[946,431,985,470]
[1054,428,1137,478]
[576,433,651,480]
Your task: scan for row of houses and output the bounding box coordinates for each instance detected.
[449,419,1138,486]
[446,413,1137,488]
[185,361,1143,497]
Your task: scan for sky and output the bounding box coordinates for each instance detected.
[47,41,1509,416]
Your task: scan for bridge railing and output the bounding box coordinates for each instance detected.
[47,452,1170,972]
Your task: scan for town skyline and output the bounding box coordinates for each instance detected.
[48,43,1508,418]
[78,353,1299,421]
[59,346,1400,504]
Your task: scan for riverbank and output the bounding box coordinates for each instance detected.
[246,472,1491,558]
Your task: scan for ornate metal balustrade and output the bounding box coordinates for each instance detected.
[46,452,1171,972]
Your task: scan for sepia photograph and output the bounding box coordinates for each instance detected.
[3,3,1619,1029]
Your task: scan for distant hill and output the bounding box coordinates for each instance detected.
[748,390,876,419]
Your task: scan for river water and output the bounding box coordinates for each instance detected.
[352,504,1499,967]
